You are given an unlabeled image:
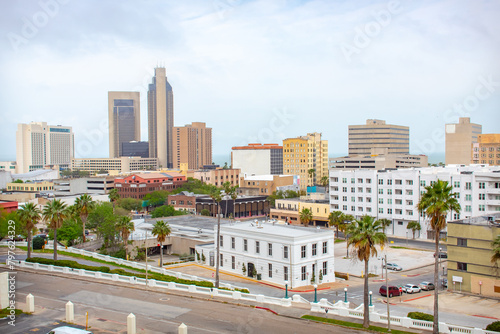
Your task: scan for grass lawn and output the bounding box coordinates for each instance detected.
[302,315,416,334]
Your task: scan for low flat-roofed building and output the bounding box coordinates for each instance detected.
[238,174,294,196]
[270,197,330,227]
[193,168,240,187]
[6,181,54,192]
[195,195,269,219]
[196,220,335,288]
[329,150,428,170]
[54,176,115,195]
[71,157,158,174]
[167,191,198,213]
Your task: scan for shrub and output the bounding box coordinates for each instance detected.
[486,321,500,332]
[407,312,434,322]
[200,209,211,216]
[32,237,45,250]
[110,248,126,259]
[25,257,110,273]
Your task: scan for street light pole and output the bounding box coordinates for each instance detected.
[314,284,318,303]
[369,291,373,306]
[344,287,347,303]
[285,280,289,299]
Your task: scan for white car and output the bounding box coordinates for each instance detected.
[47,326,93,334]
[403,284,421,294]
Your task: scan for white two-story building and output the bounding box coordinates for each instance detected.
[196,221,335,288]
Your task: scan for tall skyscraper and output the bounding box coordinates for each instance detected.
[348,119,409,155]
[16,122,74,174]
[173,122,212,170]
[445,117,482,165]
[148,67,174,168]
[108,91,140,158]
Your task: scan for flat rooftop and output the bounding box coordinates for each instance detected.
[222,221,332,238]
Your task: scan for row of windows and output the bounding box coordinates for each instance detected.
[221,237,329,258]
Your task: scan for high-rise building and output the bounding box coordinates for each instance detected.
[348,119,409,155]
[16,122,74,174]
[445,117,482,165]
[231,143,283,176]
[471,134,500,166]
[122,141,149,158]
[172,122,212,170]
[148,67,174,168]
[108,91,140,158]
[283,132,328,190]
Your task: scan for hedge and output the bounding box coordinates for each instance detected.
[486,321,500,332]
[407,312,434,322]
[26,257,110,273]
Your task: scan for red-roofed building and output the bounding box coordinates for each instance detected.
[114,173,187,199]
[0,201,18,213]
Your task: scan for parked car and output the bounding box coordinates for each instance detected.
[46,326,93,334]
[379,285,401,298]
[434,252,448,258]
[419,281,435,291]
[85,230,89,236]
[403,284,421,294]
[383,263,403,271]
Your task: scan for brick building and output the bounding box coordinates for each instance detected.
[114,172,186,199]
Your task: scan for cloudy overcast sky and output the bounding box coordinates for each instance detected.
[1,0,499,163]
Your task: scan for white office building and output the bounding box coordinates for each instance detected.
[196,221,335,288]
[329,165,500,240]
[16,122,74,174]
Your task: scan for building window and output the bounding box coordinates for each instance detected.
[322,261,327,275]
[378,189,383,195]
[465,182,472,190]
[220,254,223,267]
[457,238,467,247]
[479,205,485,212]
[283,246,288,259]
[301,266,306,280]
[457,262,467,271]
[231,237,235,249]
[378,179,383,185]
[465,205,472,212]
[301,245,306,258]
[256,241,260,254]
[454,181,460,188]
[387,179,392,185]
[220,235,223,247]
[323,241,328,254]
[379,198,384,204]
[232,256,235,269]
[387,209,393,214]
[284,266,289,281]
[378,208,383,214]
[479,194,485,200]
[479,182,485,189]
[312,243,317,256]
[465,194,472,201]
[268,263,273,278]
[268,243,273,256]
[243,239,248,251]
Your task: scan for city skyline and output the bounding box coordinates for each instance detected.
[1,1,499,162]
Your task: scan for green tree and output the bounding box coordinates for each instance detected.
[17,203,41,259]
[375,218,392,235]
[143,190,169,207]
[407,221,421,239]
[210,187,223,288]
[108,188,120,213]
[320,175,329,190]
[347,215,387,328]
[222,181,238,219]
[13,179,23,183]
[151,205,176,218]
[200,209,210,216]
[299,208,313,227]
[116,216,135,259]
[308,168,316,184]
[117,197,142,212]
[88,202,119,248]
[152,220,171,267]
[328,211,344,238]
[56,218,83,246]
[0,210,23,241]
[42,199,69,261]
[417,179,461,334]
[343,214,354,241]
[74,194,95,242]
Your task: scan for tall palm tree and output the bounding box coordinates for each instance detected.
[347,215,387,328]
[328,211,344,238]
[307,168,316,185]
[42,199,68,261]
[74,194,95,242]
[407,221,421,239]
[299,208,313,227]
[116,216,134,259]
[375,218,392,235]
[417,179,460,334]
[343,214,354,240]
[320,175,329,191]
[491,235,500,276]
[209,187,223,288]
[152,220,171,267]
[108,188,120,213]
[18,203,41,259]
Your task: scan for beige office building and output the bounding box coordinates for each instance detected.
[283,132,328,190]
[348,119,409,156]
[148,67,174,169]
[472,134,500,166]
[330,151,428,170]
[108,91,140,158]
[71,157,158,174]
[173,122,212,170]
[16,122,74,174]
[446,117,482,165]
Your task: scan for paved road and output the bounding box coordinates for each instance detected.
[2,269,367,334]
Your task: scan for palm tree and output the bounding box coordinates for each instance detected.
[320,175,329,191]
[407,221,421,239]
[152,220,171,267]
[222,181,238,219]
[108,188,120,213]
[116,216,135,259]
[299,208,313,227]
[347,215,387,328]
[491,235,500,276]
[417,179,460,334]
[42,199,69,261]
[375,218,392,235]
[74,194,95,242]
[343,214,354,240]
[209,187,223,288]
[18,203,41,259]
[307,168,316,185]
[328,211,344,238]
